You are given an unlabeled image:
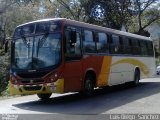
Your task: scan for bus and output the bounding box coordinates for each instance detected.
[9,18,155,99]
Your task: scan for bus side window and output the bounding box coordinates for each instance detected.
[140,40,148,56]
[64,28,81,60]
[122,37,131,55]
[118,36,124,54]
[75,32,81,55]
[97,32,109,53]
[83,30,96,53]
[110,34,120,54]
[64,30,72,53]
[147,41,154,56]
[131,39,141,55]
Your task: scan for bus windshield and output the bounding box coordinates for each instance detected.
[12,33,61,70]
[11,21,61,70]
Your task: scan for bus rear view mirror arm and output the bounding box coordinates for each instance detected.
[71,31,77,43]
[4,38,11,53]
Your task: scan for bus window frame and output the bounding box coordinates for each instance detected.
[64,25,82,61]
[109,34,121,54]
[96,32,109,54]
[82,29,96,54]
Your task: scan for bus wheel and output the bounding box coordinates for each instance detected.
[37,93,52,100]
[132,70,140,86]
[83,74,94,96]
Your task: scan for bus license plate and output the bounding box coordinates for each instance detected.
[50,86,56,91]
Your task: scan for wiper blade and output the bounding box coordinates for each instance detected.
[37,33,49,57]
[21,36,29,47]
[19,33,31,48]
[38,33,49,47]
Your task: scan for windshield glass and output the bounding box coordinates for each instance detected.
[12,33,61,69]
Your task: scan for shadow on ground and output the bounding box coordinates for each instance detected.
[13,81,160,114]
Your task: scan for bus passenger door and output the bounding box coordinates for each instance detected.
[63,28,83,92]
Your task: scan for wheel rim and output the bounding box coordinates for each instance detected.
[85,79,93,95]
[85,80,91,91]
[135,72,140,85]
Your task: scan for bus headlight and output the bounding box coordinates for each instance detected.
[55,73,58,78]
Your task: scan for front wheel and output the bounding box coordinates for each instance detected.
[37,93,52,100]
[82,74,94,97]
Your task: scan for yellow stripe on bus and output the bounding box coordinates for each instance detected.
[112,58,149,76]
[97,56,112,87]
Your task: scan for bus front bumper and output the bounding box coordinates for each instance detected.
[9,79,64,95]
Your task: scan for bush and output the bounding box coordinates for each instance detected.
[0,52,10,96]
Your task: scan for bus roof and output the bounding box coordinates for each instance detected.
[17,18,152,41]
[17,18,64,27]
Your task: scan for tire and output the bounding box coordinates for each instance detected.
[132,70,140,86]
[37,93,52,100]
[83,74,94,97]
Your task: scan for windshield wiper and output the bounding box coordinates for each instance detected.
[37,33,49,57]
[21,36,29,47]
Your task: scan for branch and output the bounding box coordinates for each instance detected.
[141,0,156,13]
[140,15,160,31]
[57,0,76,19]
[0,1,17,14]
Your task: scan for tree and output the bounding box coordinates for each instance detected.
[1,0,159,40]
[0,0,50,40]
[81,0,132,29]
[48,0,85,21]
[81,0,160,36]
[0,0,17,46]
[129,0,160,36]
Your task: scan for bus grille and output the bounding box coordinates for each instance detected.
[23,86,42,91]
[17,71,49,79]
[21,79,44,84]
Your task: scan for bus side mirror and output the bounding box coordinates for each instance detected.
[71,31,76,43]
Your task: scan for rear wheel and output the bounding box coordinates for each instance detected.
[83,74,94,96]
[37,93,52,100]
[132,70,140,86]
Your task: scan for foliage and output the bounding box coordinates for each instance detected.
[0,0,159,39]
[0,53,9,96]
[81,0,132,29]
[49,0,85,21]
[128,0,160,36]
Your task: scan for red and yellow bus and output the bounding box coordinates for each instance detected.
[9,18,155,99]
